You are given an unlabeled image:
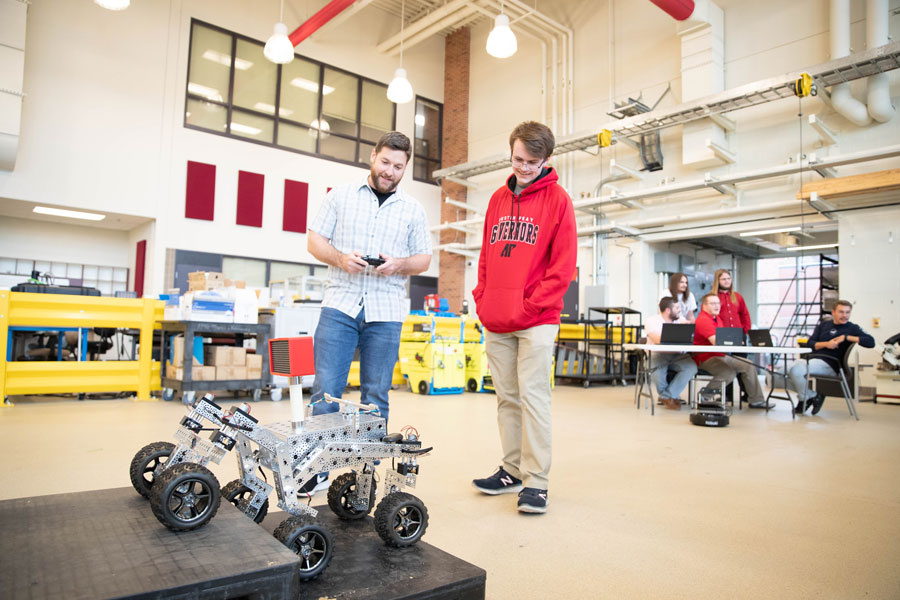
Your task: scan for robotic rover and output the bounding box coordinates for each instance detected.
[129,337,431,581]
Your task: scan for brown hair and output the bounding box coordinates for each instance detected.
[712,268,737,304]
[700,293,719,307]
[835,299,852,309]
[658,297,676,313]
[374,131,412,161]
[509,121,555,160]
[668,272,690,303]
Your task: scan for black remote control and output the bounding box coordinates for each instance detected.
[362,256,385,266]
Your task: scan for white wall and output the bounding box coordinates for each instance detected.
[0,216,130,268]
[0,0,445,296]
[838,205,900,386]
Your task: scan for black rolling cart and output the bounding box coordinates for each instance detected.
[159,320,272,404]
[587,307,642,385]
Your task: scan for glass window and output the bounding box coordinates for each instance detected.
[270,261,312,283]
[230,108,274,143]
[321,68,358,137]
[186,98,227,132]
[360,80,393,141]
[223,257,267,287]
[185,20,394,167]
[232,39,277,113]
[414,97,442,185]
[280,57,322,126]
[187,24,232,104]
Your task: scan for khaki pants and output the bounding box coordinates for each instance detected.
[485,324,558,490]
[699,355,765,404]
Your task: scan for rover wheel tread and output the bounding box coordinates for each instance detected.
[129,441,175,498]
[374,492,429,547]
[327,472,376,520]
[222,479,269,523]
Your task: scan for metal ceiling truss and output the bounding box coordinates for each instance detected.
[433,40,900,183]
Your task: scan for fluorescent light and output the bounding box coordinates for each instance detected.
[95,0,130,10]
[253,102,294,117]
[739,226,802,237]
[230,122,262,135]
[415,113,426,127]
[290,77,335,95]
[202,50,253,70]
[264,22,295,65]
[387,68,414,104]
[786,243,839,252]
[187,82,224,102]
[34,206,106,221]
[309,118,331,138]
[486,14,518,58]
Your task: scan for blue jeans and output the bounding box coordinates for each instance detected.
[787,358,837,400]
[310,307,402,425]
[650,353,698,400]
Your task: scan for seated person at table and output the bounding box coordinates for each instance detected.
[645,297,698,410]
[787,300,875,415]
[693,293,770,408]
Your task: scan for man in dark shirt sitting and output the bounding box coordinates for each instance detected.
[693,293,768,408]
[789,300,875,415]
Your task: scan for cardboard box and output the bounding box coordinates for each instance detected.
[205,346,232,366]
[230,347,247,366]
[215,365,248,380]
[246,353,263,370]
[171,336,202,367]
[167,365,206,381]
[188,271,225,291]
[247,368,262,380]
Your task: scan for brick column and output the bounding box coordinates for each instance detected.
[439,27,470,314]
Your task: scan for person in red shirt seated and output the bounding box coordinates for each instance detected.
[712,269,751,334]
[694,293,770,408]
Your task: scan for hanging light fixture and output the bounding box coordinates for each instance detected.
[387,0,414,104]
[486,2,517,59]
[264,0,295,65]
[95,0,130,10]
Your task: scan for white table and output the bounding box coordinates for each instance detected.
[624,343,811,416]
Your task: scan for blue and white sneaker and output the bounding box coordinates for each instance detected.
[298,472,329,495]
[472,466,522,495]
[517,487,548,514]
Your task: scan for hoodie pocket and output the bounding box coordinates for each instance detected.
[475,287,532,332]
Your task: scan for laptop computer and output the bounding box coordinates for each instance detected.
[660,323,695,345]
[748,329,773,347]
[715,327,745,346]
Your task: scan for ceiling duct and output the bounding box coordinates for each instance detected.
[0,0,27,171]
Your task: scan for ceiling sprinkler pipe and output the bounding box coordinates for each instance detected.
[649,0,695,20]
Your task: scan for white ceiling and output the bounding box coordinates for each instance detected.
[0,197,154,231]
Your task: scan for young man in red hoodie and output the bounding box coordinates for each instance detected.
[471,121,577,514]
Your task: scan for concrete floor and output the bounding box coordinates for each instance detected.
[2,386,899,599]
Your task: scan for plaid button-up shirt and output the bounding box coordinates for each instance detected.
[309,177,432,322]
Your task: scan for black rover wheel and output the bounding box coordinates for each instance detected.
[418,380,430,395]
[222,479,269,523]
[374,492,429,547]
[149,463,221,531]
[327,472,376,520]
[129,441,175,498]
[274,516,334,581]
[467,378,479,392]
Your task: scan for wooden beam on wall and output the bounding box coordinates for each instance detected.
[798,168,900,200]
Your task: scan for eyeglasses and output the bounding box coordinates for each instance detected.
[511,157,545,171]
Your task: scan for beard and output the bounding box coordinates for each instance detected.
[369,167,399,194]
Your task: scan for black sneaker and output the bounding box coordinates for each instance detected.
[517,487,548,514]
[811,393,826,416]
[298,472,329,495]
[472,466,522,495]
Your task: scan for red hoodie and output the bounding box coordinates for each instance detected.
[472,167,577,334]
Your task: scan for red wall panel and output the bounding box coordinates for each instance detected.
[185,161,216,221]
[283,179,309,233]
[134,239,147,297]
[237,170,264,227]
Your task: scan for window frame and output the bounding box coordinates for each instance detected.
[184,19,396,169]
[412,95,443,186]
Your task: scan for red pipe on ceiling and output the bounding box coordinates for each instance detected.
[649,0,695,21]
[288,0,357,47]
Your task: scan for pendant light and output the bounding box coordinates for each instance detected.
[486,1,517,59]
[264,0,295,65]
[387,0,414,104]
[95,0,130,9]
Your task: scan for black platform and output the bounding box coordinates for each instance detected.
[0,488,486,600]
